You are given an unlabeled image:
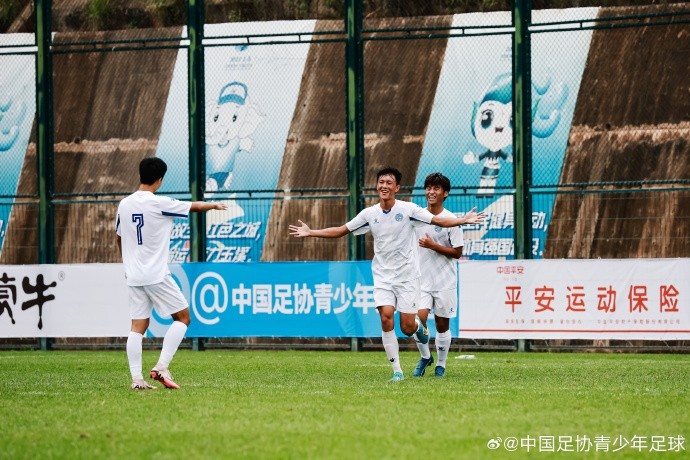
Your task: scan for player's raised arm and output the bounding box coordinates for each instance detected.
[190,201,228,212]
[458,207,485,224]
[289,220,350,238]
[431,206,486,227]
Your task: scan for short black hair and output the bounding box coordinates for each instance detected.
[139,157,167,185]
[376,167,402,184]
[423,172,451,192]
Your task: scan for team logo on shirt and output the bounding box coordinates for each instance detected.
[395,213,403,222]
[434,226,442,232]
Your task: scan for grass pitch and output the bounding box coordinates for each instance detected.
[1,350,688,459]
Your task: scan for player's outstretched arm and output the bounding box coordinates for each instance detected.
[458,206,486,224]
[190,201,228,212]
[289,220,350,238]
[431,206,486,227]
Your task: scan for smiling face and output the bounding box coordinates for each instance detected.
[425,184,448,208]
[206,101,247,146]
[474,100,513,152]
[376,173,400,202]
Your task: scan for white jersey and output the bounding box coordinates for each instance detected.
[346,200,434,287]
[416,208,464,292]
[116,191,191,286]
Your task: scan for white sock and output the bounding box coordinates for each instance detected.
[436,330,452,368]
[382,330,402,374]
[414,335,431,359]
[127,331,143,380]
[156,321,188,369]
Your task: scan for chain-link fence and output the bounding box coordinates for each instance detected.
[0,1,688,265]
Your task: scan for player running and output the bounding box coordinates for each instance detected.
[412,172,465,378]
[289,167,484,381]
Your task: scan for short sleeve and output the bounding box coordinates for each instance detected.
[158,196,192,217]
[448,225,464,248]
[346,208,370,235]
[409,203,434,227]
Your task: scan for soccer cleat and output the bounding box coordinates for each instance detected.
[389,372,405,382]
[434,366,446,377]
[150,367,181,389]
[131,379,156,390]
[414,318,430,345]
[412,354,435,377]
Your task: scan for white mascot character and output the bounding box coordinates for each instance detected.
[206,81,264,192]
[205,81,264,225]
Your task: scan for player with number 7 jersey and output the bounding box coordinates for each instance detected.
[116,191,191,286]
[115,157,226,391]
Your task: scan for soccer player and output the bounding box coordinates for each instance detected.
[116,157,227,390]
[412,172,464,378]
[289,167,484,381]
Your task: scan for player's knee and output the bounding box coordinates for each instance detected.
[435,318,450,333]
[172,308,191,326]
[377,307,395,329]
[400,320,417,336]
[400,324,416,336]
[379,316,394,331]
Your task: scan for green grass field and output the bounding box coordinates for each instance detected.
[1,350,688,459]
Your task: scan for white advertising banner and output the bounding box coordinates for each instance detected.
[1,260,688,340]
[459,259,690,339]
[0,264,129,338]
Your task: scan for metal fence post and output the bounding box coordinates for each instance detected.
[513,0,532,352]
[346,0,365,351]
[36,0,55,351]
[188,0,206,263]
[36,0,55,267]
[345,0,365,264]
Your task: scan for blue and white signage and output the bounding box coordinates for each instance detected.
[414,8,598,259]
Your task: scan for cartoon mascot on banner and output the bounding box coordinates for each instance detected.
[205,81,264,224]
[206,81,264,192]
[463,72,568,197]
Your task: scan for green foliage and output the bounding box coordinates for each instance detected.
[297,0,311,18]
[227,8,244,23]
[1,350,688,458]
[87,0,115,30]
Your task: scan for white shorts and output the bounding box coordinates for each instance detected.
[419,289,457,319]
[128,275,189,320]
[374,278,420,315]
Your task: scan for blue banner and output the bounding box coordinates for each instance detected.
[0,36,36,255]
[147,261,457,338]
[156,21,315,262]
[415,8,598,259]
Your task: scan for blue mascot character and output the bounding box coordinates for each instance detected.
[463,73,514,197]
[464,72,568,197]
